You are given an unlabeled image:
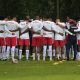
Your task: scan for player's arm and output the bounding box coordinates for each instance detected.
[74,28,80,33]
[20,28,29,36]
[29,27,41,34]
[52,24,64,36]
[65,29,74,35]
[4,25,14,35]
[42,26,52,32]
[10,28,19,32]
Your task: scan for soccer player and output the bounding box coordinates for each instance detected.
[19,17,30,61]
[42,17,63,61]
[66,19,77,61]
[30,16,43,61]
[0,17,8,60]
[5,17,21,63]
[54,19,74,60]
[54,19,66,60]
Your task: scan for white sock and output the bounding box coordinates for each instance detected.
[37,53,40,61]
[53,49,55,56]
[36,47,38,54]
[76,52,80,60]
[15,48,19,57]
[19,49,22,60]
[2,46,6,60]
[0,53,1,59]
[6,46,10,59]
[57,54,60,60]
[32,53,35,60]
[11,46,15,61]
[62,54,65,59]
[48,46,52,61]
[26,50,29,60]
[0,53,3,59]
[43,46,47,61]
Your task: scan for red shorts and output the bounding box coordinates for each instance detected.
[78,40,80,46]
[5,37,17,46]
[32,37,43,47]
[19,39,30,46]
[43,37,53,45]
[54,40,65,48]
[0,37,5,46]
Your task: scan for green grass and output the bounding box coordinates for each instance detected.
[0,60,80,80]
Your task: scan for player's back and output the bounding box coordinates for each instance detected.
[43,21,53,38]
[31,20,43,32]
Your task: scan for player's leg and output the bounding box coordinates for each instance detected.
[32,46,36,60]
[25,39,30,61]
[11,46,16,61]
[1,38,6,60]
[43,38,47,61]
[52,39,55,60]
[15,39,19,57]
[32,37,37,60]
[6,46,10,59]
[36,46,40,61]
[66,41,71,61]
[36,37,43,61]
[11,37,17,62]
[60,40,65,60]
[76,40,80,60]
[19,39,23,60]
[73,41,77,60]
[54,40,60,60]
[2,46,6,60]
[48,45,52,61]
[5,37,11,59]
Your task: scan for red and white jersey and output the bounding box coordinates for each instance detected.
[0,20,6,37]
[55,22,66,40]
[5,20,21,37]
[43,21,59,38]
[30,20,43,37]
[19,21,30,39]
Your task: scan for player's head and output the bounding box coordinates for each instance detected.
[46,15,52,21]
[35,16,40,20]
[66,16,70,21]
[12,16,17,21]
[24,16,30,21]
[3,16,9,21]
[56,18,60,23]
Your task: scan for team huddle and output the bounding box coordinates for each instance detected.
[0,16,80,63]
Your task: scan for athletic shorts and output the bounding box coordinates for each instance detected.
[5,37,17,46]
[54,40,65,48]
[43,37,53,45]
[19,39,30,46]
[32,37,43,47]
[0,37,5,46]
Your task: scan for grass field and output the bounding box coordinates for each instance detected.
[0,60,80,80]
